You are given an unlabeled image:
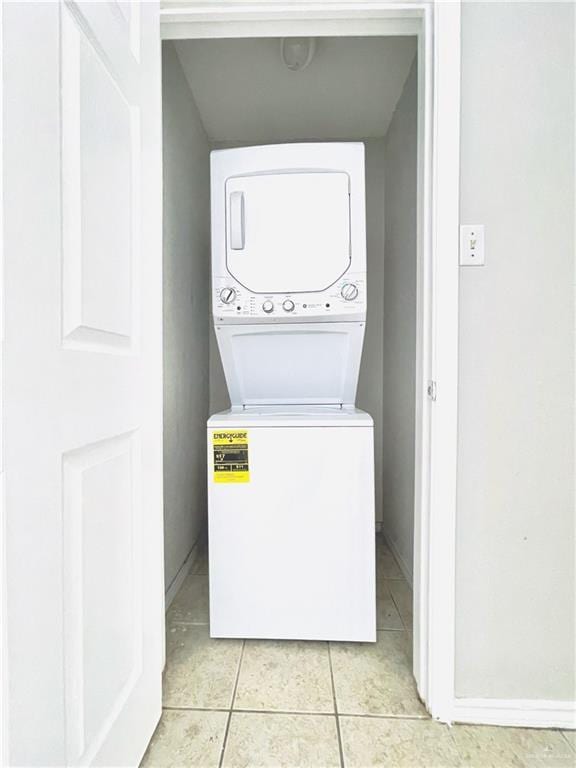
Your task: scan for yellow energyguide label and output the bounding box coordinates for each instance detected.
[212,430,250,483]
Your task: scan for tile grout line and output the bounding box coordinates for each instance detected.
[168,620,210,627]
[162,705,229,713]
[378,536,412,629]
[218,639,245,768]
[232,707,335,717]
[327,642,346,768]
[387,588,408,631]
[171,618,406,632]
[337,711,429,722]
[384,569,412,633]
[376,577,404,632]
[379,576,406,581]
[162,703,430,722]
[561,732,576,753]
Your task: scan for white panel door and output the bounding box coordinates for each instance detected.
[2,2,163,765]
[226,172,351,293]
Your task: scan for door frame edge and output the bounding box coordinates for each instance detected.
[0,0,9,761]
[167,0,460,725]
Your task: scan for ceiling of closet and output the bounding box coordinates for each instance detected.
[173,37,417,143]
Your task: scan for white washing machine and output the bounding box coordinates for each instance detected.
[207,143,376,642]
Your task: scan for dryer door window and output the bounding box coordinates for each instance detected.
[225,172,351,294]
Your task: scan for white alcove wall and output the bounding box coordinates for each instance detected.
[162,43,211,602]
[161,36,419,598]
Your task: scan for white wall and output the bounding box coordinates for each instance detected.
[357,139,386,522]
[162,42,211,594]
[456,2,575,701]
[209,327,230,415]
[380,60,418,578]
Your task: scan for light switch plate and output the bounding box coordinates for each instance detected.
[460,224,485,266]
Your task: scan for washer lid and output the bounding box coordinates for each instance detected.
[214,322,365,407]
[226,171,351,294]
[208,405,373,428]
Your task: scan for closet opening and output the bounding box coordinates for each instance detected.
[159,28,424,732]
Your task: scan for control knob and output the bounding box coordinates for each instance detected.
[282,299,295,313]
[341,283,359,301]
[220,287,236,304]
[262,300,274,314]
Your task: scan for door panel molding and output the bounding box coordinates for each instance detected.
[62,430,144,765]
[61,2,141,354]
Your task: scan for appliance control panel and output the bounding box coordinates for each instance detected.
[212,273,366,322]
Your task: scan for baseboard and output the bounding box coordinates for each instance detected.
[381,530,413,587]
[164,533,205,610]
[452,697,576,730]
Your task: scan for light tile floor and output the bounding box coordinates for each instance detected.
[142,535,575,768]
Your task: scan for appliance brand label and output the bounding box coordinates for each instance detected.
[212,431,250,483]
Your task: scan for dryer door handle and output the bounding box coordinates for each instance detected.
[229,190,245,250]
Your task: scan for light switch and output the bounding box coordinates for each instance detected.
[460,224,485,266]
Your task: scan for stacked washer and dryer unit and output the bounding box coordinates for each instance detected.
[207,143,376,642]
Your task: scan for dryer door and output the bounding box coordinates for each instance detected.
[225,172,350,294]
